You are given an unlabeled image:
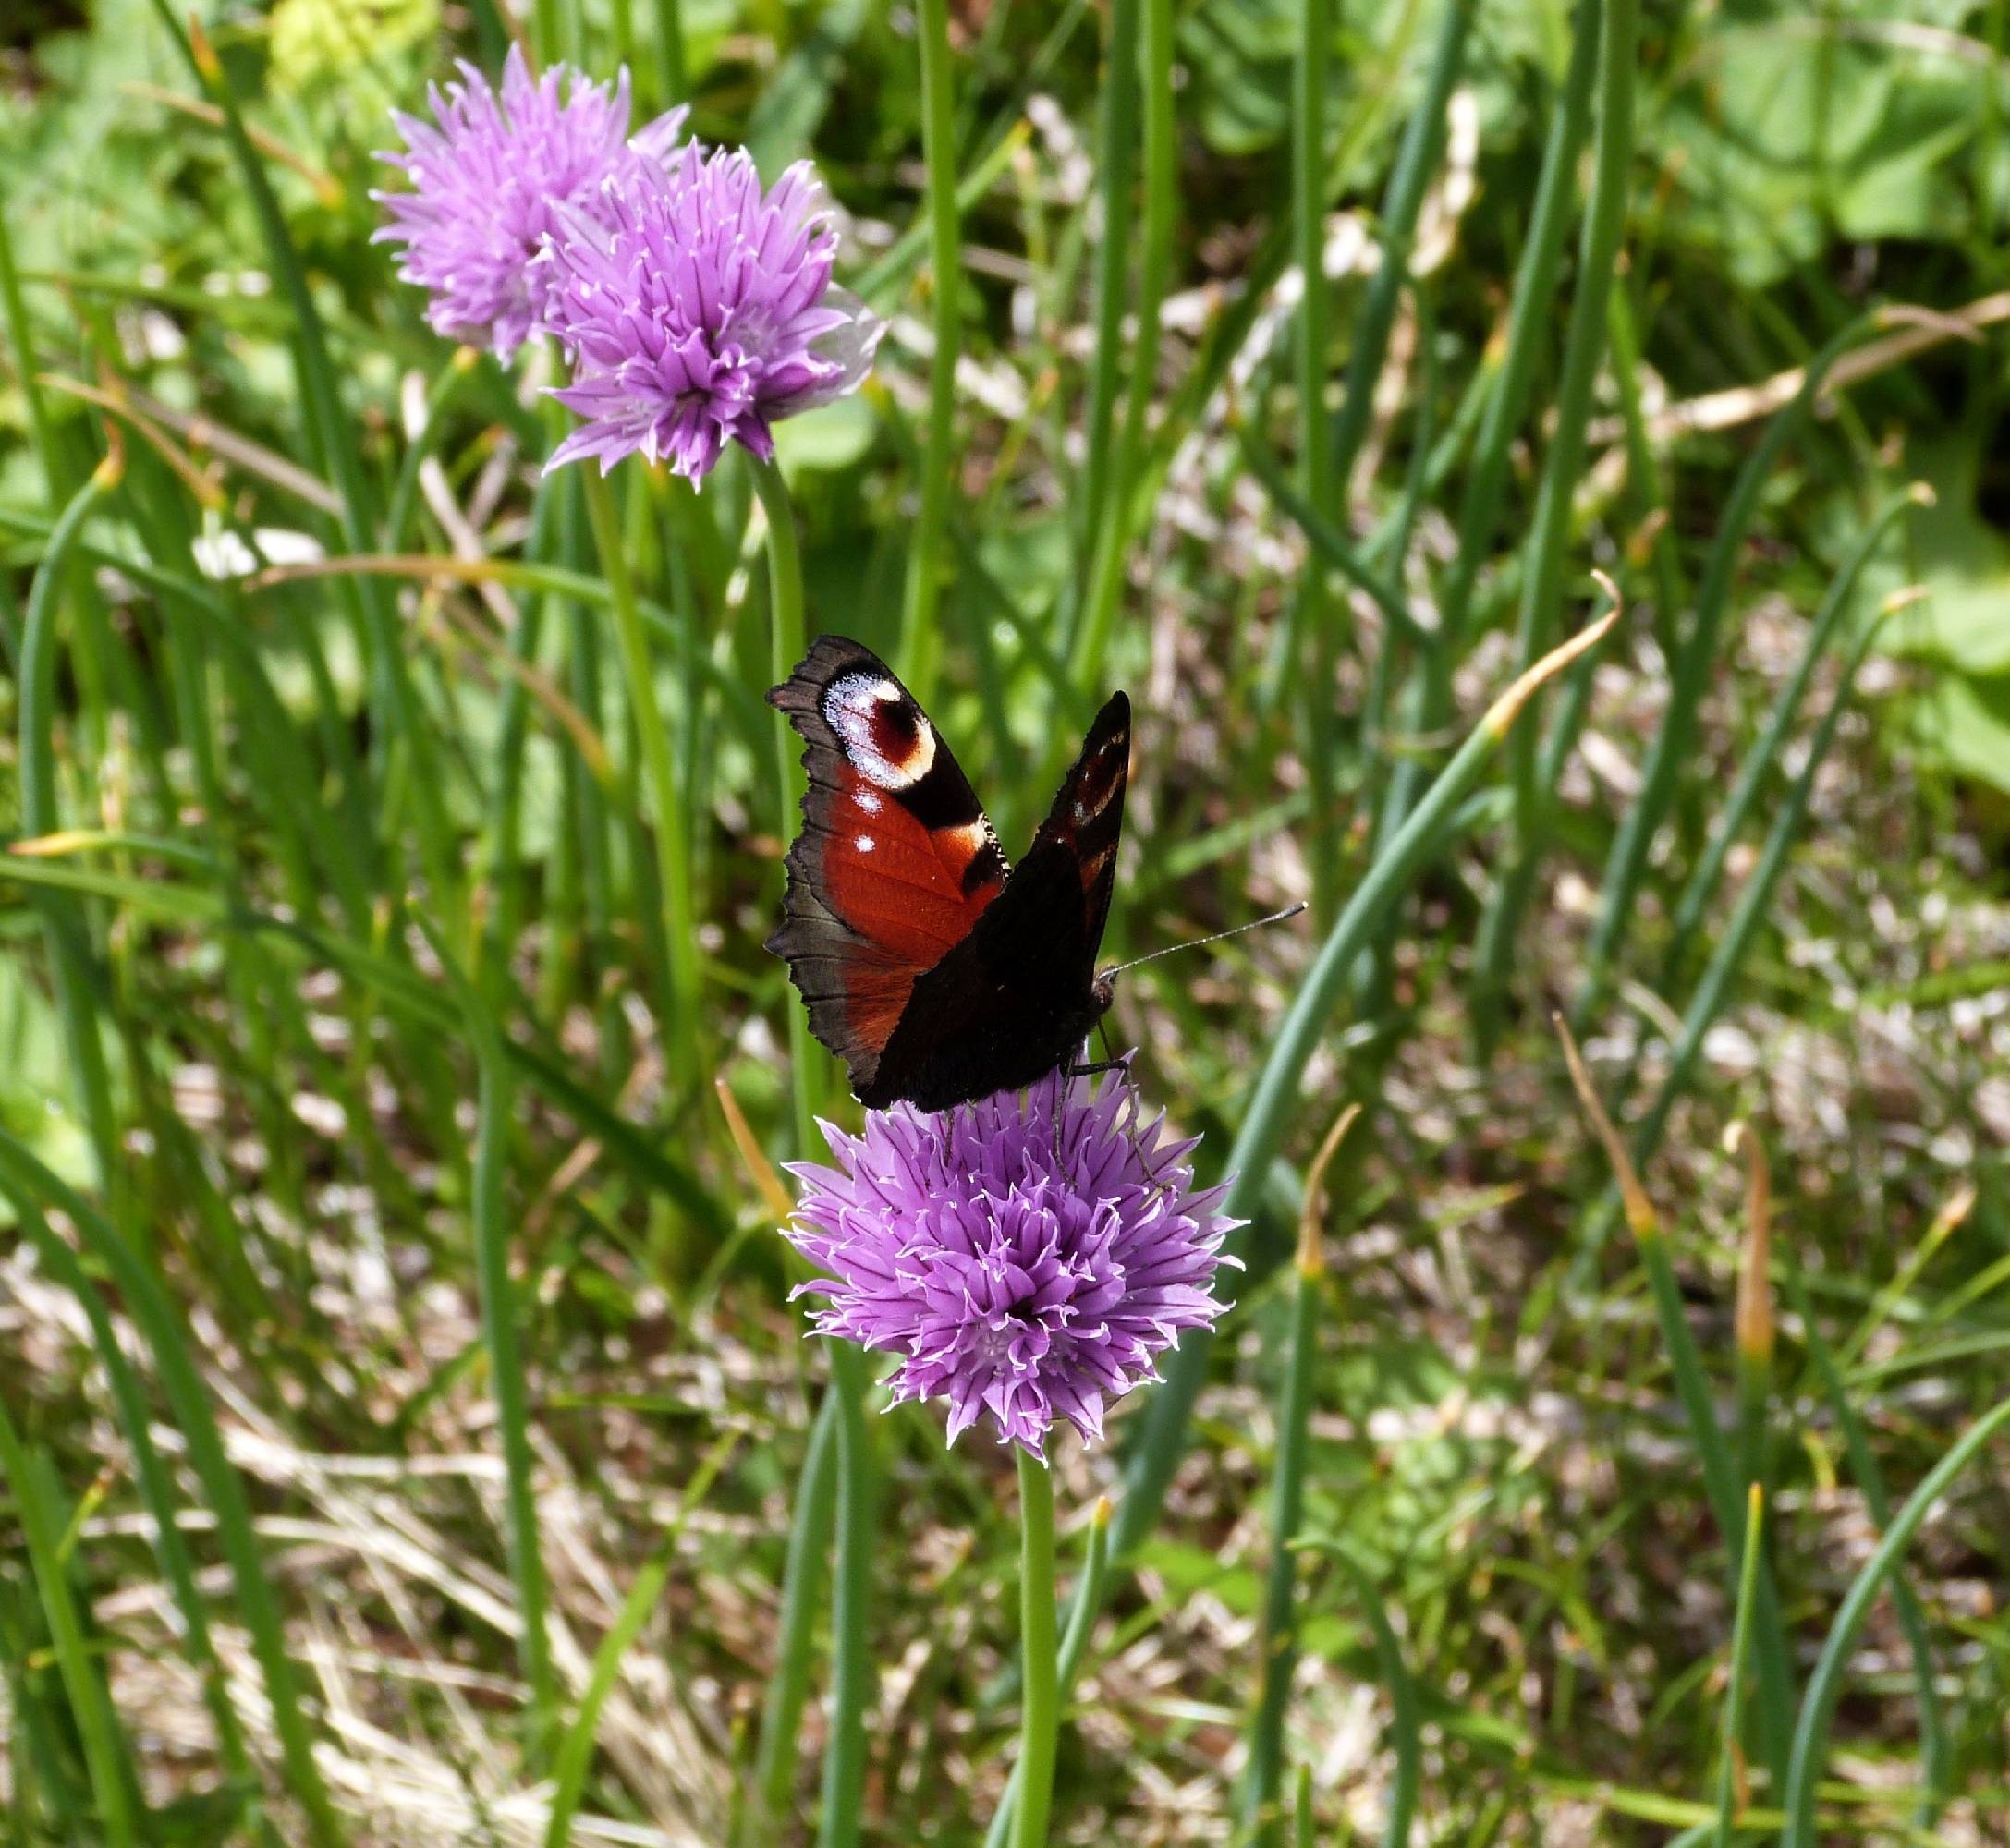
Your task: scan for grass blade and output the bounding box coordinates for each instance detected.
[1297,1540,1420,1848]
[1243,1103,1359,1840]
[1375,0,1597,843]
[1073,0,1139,590]
[542,1433,738,1848]
[1659,486,1923,981]
[1713,1484,1766,1845]
[1779,1395,2010,1848]
[1113,605,1619,1562]
[0,1399,142,1848]
[1569,312,1882,1030]
[581,464,703,1089]
[750,451,875,1848]
[7,1190,269,1824]
[17,444,123,1182]
[1067,0,1174,699]
[0,1137,352,1848]
[1625,616,1894,1169]
[153,5,458,916]
[1786,1270,1951,1829]
[1553,1017,1797,1789]
[895,0,962,705]
[419,918,558,1751]
[1468,0,1640,1050]
[749,1391,839,1837]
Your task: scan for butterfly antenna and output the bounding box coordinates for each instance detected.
[1102,903,1307,983]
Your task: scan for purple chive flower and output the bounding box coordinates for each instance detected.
[539,142,883,483]
[374,46,687,359]
[785,1069,1238,1460]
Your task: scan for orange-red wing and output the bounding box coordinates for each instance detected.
[767,638,1009,1098]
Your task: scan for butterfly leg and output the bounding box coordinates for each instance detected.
[1053,1054,1123,1160]
[1062,1057,1127,1082]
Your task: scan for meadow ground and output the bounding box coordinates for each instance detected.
[2,0,2009,1842]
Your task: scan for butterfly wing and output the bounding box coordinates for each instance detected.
[858,690,1132,1111]
[1019,687,1130,964]
[767,637,1011,1100]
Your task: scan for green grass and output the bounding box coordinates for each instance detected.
[4,0,2010,1842]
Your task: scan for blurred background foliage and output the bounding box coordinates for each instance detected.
[2,0,2009,1841]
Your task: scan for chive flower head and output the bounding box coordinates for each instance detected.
[539,142,883,483]
[375,47,685,359]
[785,1069,1237,1459]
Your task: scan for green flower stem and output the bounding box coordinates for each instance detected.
[817,1339,873,1848]
[1468,0,1639,1052]
[654,0,686,111]
[982,1498,1111,1848]
[749,455,821,1154]
[1110,608,1617,1562]
[1780,1396,2010,1848]
[581,465,702,1089]
[749,453,875,1848]
[1012,1453,1061,1848]
[482,468,562,976]
[897,0,963,706]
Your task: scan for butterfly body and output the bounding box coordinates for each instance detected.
[768,638,1129,1112]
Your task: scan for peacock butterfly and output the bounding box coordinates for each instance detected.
[767,636,1130,1112]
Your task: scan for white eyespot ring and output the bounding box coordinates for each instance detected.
[822,671,936,790]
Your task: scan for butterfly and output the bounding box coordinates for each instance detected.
[767,636,1130,1112]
